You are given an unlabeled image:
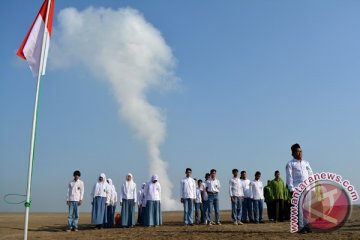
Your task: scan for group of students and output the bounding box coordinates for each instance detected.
[66,172,162,232]
[66,143,313,234]
[179,168,290,226]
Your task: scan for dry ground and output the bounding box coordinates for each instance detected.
[1,206,359,240]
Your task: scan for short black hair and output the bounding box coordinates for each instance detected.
[274,170,280,175]
[73,170,81,177]
[194,178,197,181]
[255,171,261,176]
[240,170,246,175]
[291,143,301,153]
[232,169,238,174]
[198,179,203,183]
[185,168,192,173]
[205,173,210,178]
[210,169,216,174]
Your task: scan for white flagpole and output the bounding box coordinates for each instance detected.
[23,1,52,239]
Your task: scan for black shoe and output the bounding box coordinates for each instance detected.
[298,228,307,234]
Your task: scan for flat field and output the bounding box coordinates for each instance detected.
[1,206,359,240]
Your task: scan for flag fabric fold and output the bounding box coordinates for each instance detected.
[17,0,54,78]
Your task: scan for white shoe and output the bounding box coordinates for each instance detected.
[233,221,238,225]
[66,229,72,232]
[238,221,243,225]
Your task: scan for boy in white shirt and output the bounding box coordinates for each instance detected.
[194,179,203,224]
[229,169,244,225]
[241,170,253,223]
[251,171,265,223]
[206,169,221,225]
[180,168,196,226]
[66,170,84,232]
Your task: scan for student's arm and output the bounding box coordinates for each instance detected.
[180,180,184,202]
[79,181,84,205]
[66,183,71,205]
[134,185,137,203]
[286,163,294,192]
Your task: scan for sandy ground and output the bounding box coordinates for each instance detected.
[1,206,359,240]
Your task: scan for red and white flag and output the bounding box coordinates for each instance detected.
[17,0,54,78]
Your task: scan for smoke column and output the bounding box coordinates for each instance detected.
[52,7,178,210]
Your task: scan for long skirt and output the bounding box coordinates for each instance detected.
[91,196,107,225]
[144,200,162,226]
[120,199,135,227]
[106,205,116,228]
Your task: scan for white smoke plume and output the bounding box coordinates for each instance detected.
[51,7,178,210]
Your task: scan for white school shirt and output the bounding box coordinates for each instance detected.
[206,178,221,193]
[250,179,264,200]
[180,177,196,199]
[138,189,146,207]
[67,179,84,202]
[195,187,202,203]
[120,181,137,203]
[241,179,251,198]
[229,177,244,197]
[200,182,208,201]
[145,182,161,201]
[91,181,111,204]
[286,158,313,192]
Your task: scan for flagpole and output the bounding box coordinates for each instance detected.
[23,1,52,240]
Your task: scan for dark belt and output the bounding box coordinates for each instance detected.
[207,192,218,194]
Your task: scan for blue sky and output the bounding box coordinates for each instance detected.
[0,0,359,212]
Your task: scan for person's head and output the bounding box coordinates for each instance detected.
[151,175,158,183]
[185,168,192,177]
[126,173,133,181]
[99,173,106,182]
[267,180,271,185]
[232,168,239,177]
[107,178,113,185]
[210,169,216,179]
[291,143,302,160]
[240,170,247,179]
[73,170,81,181]
[198,179,203,187]
[205,173,210,180]
[255,171,261,180]
[274,170,280,180]
[142,182,146,189]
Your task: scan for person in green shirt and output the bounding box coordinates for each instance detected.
[270,170,288,222]
[264,180,274,221]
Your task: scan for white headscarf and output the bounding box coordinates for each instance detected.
[124,173,136,194]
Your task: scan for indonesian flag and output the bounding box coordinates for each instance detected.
[17,0,54,78]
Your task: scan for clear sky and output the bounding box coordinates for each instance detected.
[0,0,359,212]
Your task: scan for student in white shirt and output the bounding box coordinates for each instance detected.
[180,168,196,226]
[251,171,264,223]
[206,169,221,225]
[120,173,137,227]
[200,173,210,224]
[105,178,117,228]
[144,175,162,226]
[194,179,203,224]
[229,169,244,225]
[137,182,146,225]
[240,170,253,223]
[286,143,314,234]
[66,170,84,232]
[91,173,111,229]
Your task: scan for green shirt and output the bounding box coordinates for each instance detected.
[270,178,288,200]
[264,185,274,202]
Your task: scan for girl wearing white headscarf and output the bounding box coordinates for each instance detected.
[119,173,137,227]
[105,178,117,228]
[91,173,111,229]
[144,175,162,226]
